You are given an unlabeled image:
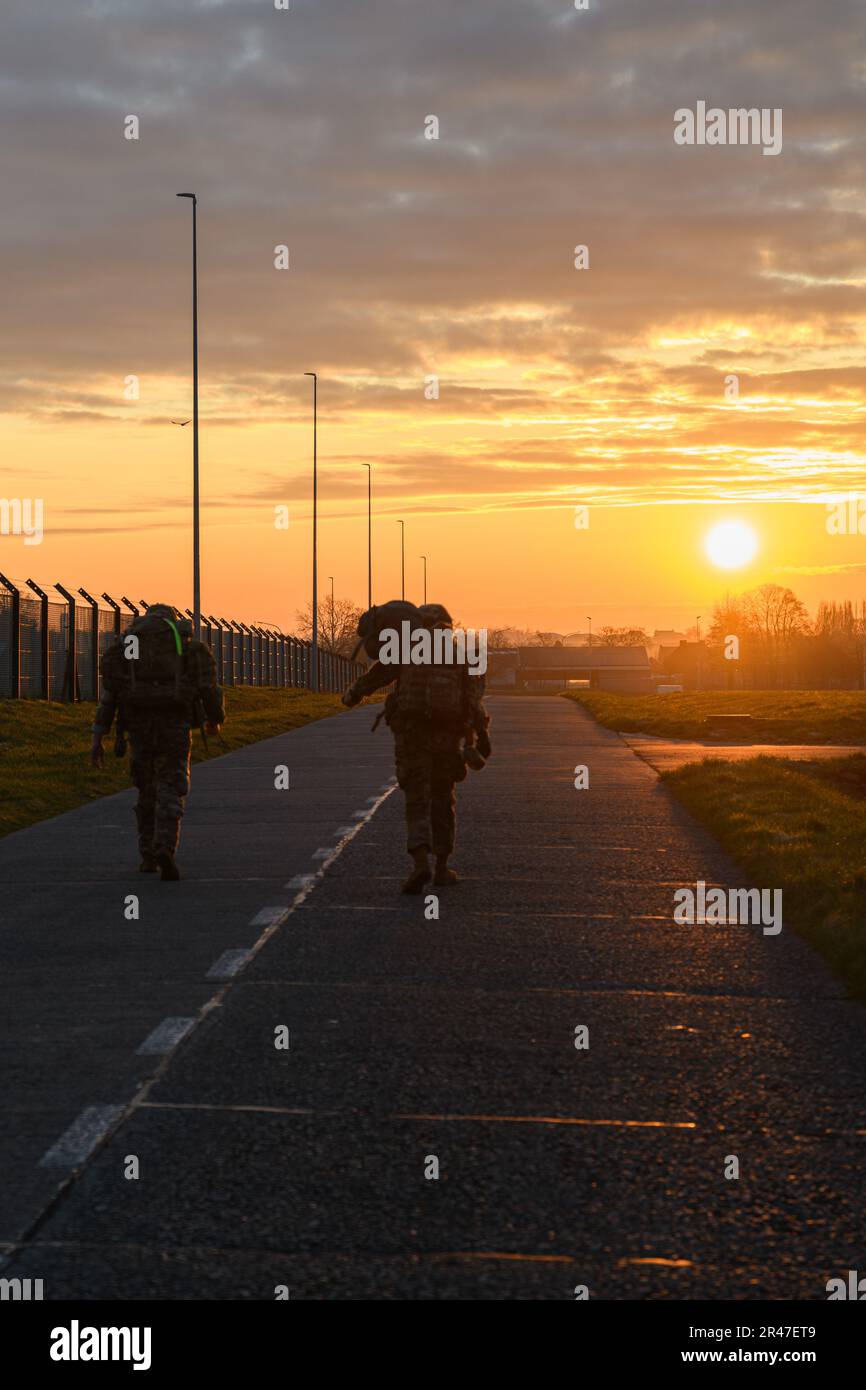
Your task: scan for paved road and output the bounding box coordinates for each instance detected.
[622,733,865,774]
[3,697,866,1300]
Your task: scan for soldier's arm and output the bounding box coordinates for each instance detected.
[90,687,116,769]
[92,687,117,735]
[190,641,226,725]
[464,669,491,753]
[343,660,396,706]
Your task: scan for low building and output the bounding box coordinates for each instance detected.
[487,644,652,693]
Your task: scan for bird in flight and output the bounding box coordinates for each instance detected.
[170,418,191,426]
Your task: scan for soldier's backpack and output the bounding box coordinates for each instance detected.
[390,660,469,729]
[352,600,425,662]
[101,611,197,710]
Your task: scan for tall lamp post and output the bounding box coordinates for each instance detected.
[361,462,372,609]
[420,554,427,604]
[397,519,405,600]
[587,616,592,650]
[304,371,318,690]
[328,574,335,649]
[176,192,201,638]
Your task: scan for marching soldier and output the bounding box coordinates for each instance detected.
[90,603,225,880]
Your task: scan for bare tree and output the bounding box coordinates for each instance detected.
[744,583,810,643]
[295,595,364,657]
[597,626,649,647]
[739,584,810,686]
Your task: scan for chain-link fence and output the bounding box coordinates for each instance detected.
[0,578,364,700]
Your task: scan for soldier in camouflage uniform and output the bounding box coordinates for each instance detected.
[343,604,490,894]
[90,603,225,881]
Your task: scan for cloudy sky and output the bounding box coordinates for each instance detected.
[1,0,865,630]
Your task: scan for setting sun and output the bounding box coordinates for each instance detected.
[704,520,759,571]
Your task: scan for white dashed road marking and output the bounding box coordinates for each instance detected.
[249,905,289,927]
[35,782,400,1179]
[136,1017,196,1056]
[206,949,253,980]
[39,1104,125,1170]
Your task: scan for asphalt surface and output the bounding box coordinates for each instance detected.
[2,696,866,1300]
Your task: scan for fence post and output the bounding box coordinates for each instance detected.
[25,579,50,700]
[222,619,235,686]
[237,623,251,684]
[249,626,258,685]
[54,583,79,701]
[230,623,241,683]
[101,592,122,636]
[0,572,21,698]
[121,597,139,618]
[78,588,100,701]
[208,616,224,683]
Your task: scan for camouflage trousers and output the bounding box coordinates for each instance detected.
[393,723,467,856]
[127,718,192,856]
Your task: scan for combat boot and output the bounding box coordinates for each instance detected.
[402,849,431,894]
[155,849,181,882]
[434,855,459,885]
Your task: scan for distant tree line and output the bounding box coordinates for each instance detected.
[703,584,866,688]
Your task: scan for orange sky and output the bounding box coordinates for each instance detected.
[2,0,865,633]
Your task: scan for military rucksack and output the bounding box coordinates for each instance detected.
[352,600,425,662]
[101,611,197,710]
[389,661,469,728]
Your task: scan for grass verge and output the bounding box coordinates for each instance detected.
[664,755,866,997]
[0,686,347,838]
[567,689,866,743]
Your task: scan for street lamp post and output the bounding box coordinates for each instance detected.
[420,554,427,605]
[397,520,405,600]
[328,575,335,649]
[304,371,318,691]
[176,192,200,638]
[587,616,592,650]
[361,463,372,610]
